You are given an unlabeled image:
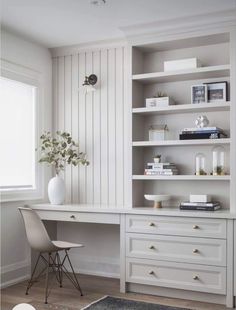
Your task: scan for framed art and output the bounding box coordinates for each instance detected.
[191,85,207,104]
[204,81,228,102]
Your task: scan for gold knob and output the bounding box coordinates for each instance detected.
[149,222,155,227]
[149,245,155,250]
[149,270,155,275]
[193,225,199,229]
[70,215,76,219]
[193,249,199,253]
[193,275,199,280]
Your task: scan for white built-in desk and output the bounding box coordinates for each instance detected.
[31,204,236,308]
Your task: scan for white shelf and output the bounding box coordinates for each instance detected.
[132,102,230,115]
[132,65,230,84]
[132,138,231,147]
[133,175,231,181]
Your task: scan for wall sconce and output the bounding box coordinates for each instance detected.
[82,74,97,94]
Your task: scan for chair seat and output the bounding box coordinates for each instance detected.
[52,240,84,250]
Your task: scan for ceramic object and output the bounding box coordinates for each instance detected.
[144,194,170,208]
[48,175,65,205]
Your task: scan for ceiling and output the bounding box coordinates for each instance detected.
[2,0,236,48]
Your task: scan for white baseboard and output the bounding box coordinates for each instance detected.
[1,259,31,289]
[77,268,119,279]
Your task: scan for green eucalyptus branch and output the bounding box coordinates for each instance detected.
[37,131,89,174]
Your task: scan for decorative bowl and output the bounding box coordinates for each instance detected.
[144,194,170,208]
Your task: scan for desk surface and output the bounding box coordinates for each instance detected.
[31,203,236,219]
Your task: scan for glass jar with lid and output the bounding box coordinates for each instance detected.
[195,153,207,175]
[212,146,225,176]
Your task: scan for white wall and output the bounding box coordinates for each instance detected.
[0,29,53,288]
[53,45,130,276]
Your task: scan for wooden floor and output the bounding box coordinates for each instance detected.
[1,274,227,310]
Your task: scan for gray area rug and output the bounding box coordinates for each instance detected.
[82,296,190,310]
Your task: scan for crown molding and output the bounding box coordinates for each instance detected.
[50,37,127,57]
[120,9,236,45]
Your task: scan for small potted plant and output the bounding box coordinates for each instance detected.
[153,154,162,163]
[37,131,89,205]
[146,91,175,108]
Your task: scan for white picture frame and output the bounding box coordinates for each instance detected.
[191,84,207,104]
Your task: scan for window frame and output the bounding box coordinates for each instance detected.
[0,60,44,202]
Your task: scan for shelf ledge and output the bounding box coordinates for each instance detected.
[133,175,231,181]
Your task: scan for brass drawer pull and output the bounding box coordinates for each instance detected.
[149,245,155,250]
[149,270,155,275]
[192,248,199,253]
[193,225,199,229]
[70,215,76,219]
[193,275,199,280]
[149,222,155,227]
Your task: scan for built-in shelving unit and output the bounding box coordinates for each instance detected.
[131,30,235,212]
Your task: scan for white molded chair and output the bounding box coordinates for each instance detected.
[19,206,84,304]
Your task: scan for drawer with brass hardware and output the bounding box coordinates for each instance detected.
[126,233,226,266]
[125,215,226,239]
[126,258,226,295]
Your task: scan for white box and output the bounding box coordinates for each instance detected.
[164,58,201,72]
[190,194,211,203]
[146,97,174,108]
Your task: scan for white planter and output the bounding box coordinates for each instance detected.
[48,175,65,205]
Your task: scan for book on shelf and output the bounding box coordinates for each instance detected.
[147,163,176,169]
[145,168,178,172]
[144,170,178,175]
[181,130,226,135]
[179,132,225,140]
[182,127,223,132]
[180,205,221,211]
[180,201,220,207]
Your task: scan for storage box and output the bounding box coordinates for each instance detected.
[190,194,211,203]
[164,58,201,72]
[146,97,175,108]
[149,125,168,141]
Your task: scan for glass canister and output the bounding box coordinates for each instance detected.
[212,146,225,175]
[195,153,207,175]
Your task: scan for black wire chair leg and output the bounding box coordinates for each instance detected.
[65,250,83,296]
[44,253,50,304]
[26,253,41,295]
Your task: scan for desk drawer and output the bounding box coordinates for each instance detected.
[126,258,226,295]
[36,210,120,224]
[126,215,226,239]
[126,233,226,266]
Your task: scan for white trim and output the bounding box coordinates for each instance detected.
[0,59,45,202]
[50,38,127,57]
[0,259,31,275]
[121,9,236,45]
[0,275,30,289]
[79,269,119,279]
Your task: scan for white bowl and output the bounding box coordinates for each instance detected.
[144,194,170,208]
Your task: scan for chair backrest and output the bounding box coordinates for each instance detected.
[18,207,57,253]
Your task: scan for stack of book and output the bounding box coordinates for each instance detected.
[179,127,227,140]
[180,201,221,211]
[145,162,178,175]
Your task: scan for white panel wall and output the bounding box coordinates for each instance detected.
[53,46,129,207]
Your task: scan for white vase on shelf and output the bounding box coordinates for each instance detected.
[48,174,65,205]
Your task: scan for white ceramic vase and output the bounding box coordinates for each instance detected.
[48,174,65,205]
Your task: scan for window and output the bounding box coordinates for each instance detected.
[0,60,43,201]
[0,77,36,190]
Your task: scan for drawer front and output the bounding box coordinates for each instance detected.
[126,258,226,295]
[36,210,120,224]
[126,215,226,239]
[126,233,226,266]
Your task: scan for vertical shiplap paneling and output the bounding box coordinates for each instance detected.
[53,45,129,207]
[115,47,124,207]
[93,50,101,204]
[108,48,116,205]
[52,57,58,133]
[85,52,94,204]
[57,57,65,181]
[100,49,109,205]
[64,55,72,202]
[71,54,79,203]
[78,52,87,203]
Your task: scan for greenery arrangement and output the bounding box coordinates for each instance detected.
[154,91,167,98]
[38,131,89,175]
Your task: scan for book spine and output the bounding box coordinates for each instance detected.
[181,130,221,134]
[180,202,219,206]
[180,206,221,211]
[179,133,221,140]
[182,127,219,131]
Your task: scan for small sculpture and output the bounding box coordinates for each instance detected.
[195,115,209,128]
